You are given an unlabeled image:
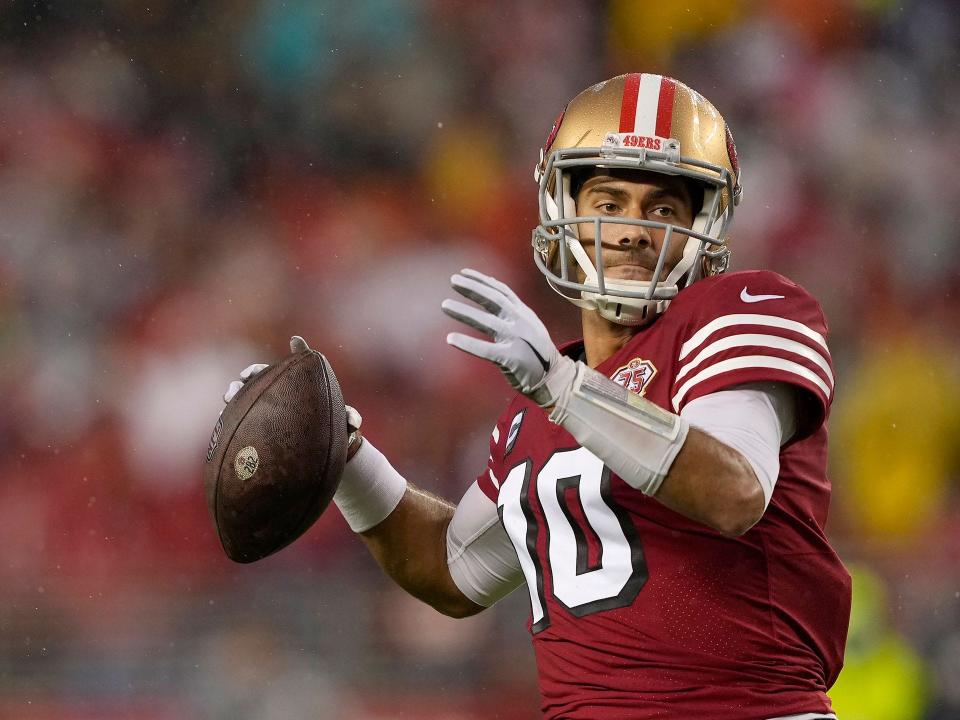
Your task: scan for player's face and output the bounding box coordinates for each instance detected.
[573,169,695,283]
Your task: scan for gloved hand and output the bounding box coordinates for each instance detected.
[223,336,363,454]
[441,268,577,408]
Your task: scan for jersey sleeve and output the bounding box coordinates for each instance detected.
[670,271,834,438]
[475,415,507,503]
[475,400,532,502]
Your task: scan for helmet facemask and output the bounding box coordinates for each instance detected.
[533,134,739,326]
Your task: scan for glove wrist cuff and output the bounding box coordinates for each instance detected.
[530,355,578,408]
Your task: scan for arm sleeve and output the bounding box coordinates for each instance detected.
[446,481,524,608]
[681,381,797,509]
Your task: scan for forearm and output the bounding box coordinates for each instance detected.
[659,384,795,536]
[336,438,484,618]
[550,363,768,537]
[357,484,484,618]
[654,427,764,537]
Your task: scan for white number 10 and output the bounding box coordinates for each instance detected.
[498,447,648,632]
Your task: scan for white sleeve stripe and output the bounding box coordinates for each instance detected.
[679,313,828,360]
[491,425,500,444]
[488,468,500,489]
[675,333,834,385]
[672,356,833,411]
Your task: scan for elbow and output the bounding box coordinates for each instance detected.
[431,595,485,619]
[439,603,485,619]
[713,509,761,538]
[426,572,486,618]
[711,467,766,538]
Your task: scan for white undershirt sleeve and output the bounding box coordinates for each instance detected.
[681,382,797,509]
[446,481,524,608]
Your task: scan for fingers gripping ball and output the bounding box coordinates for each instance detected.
[203,340,348,562]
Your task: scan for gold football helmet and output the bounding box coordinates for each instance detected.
[533,73,743,326]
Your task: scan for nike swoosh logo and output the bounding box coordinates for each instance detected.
[522,339,550,372]
[740,287,785,303]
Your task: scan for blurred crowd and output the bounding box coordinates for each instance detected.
[0,0,958,718]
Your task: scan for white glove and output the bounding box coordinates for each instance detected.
[222,336,362,445]
[441,268,577,408]
[222,363,269,403]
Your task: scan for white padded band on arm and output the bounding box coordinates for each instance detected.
[333,439,408,533]
[446,481,524,608]
[681,382,797,509]
[549,363,689,496]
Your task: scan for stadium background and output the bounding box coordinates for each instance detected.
[1,0,958,718]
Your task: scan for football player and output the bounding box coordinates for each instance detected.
[224,73,851,719]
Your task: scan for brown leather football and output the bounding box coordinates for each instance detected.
[203,348,348,563]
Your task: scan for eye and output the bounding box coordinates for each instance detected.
[596,201,620,213]
[651,205,676,218]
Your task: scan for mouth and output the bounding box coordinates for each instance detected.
[605,263,655,281]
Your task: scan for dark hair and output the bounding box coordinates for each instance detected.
[684,178,705,218]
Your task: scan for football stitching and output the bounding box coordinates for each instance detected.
[284,351,341,547]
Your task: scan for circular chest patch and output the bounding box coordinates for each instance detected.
[234,446,260,481]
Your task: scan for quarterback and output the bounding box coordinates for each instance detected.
[225,74,851,719]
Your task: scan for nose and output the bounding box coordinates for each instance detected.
[616,221,651,249]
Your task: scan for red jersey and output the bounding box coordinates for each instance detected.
[476,270,851,720]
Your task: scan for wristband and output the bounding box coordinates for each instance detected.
[333,438,408,532]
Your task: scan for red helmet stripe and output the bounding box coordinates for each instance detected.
[655,76,676,138]
[619,73,641,132]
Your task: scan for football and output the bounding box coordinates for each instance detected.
[203,348,348,563]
